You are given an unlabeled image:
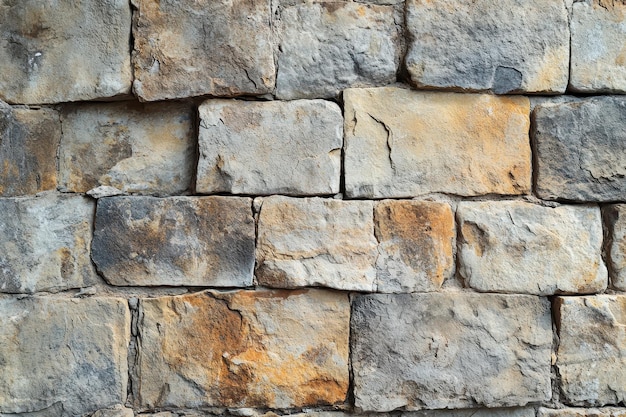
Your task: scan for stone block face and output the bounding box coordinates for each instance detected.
[197,99,342,196]
[603,205,626,290]
[0,297,130,415]
[276,3,401,99]
[0,193,97,294]
[458,201,607,295]
[92,196,255,287]
[351,293,552,411]
[405,0,569,93]
[570,0,626,93]
[0,0,131,104]
[58,101,195,196]
[539,408,626,417]
[0,102,60,196]
[374,200,455,293]
[132,0,275,101]
[344,88,531,198]
[256,196,377,291]
[137,289,349,409]
[534,97,626,202]
[405,408,536,417]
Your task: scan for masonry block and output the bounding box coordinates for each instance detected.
[539,408,626,417]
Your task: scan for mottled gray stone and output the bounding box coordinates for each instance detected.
[405,0,569,93]
[603,205,626,290]
[351,293,552,411]
[534,97,626,201]
[92,196,255,287]
[539,408,626,417]
[404,408,536,417]
[197,99,342,196]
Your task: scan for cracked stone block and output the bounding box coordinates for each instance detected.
[0,0,131,104]
[92,196,255,287]
[0,297,130,416]
[256,195,377,291]
[0,101,60,196]
[556,295,626,406]
[534,97,626,202]
[351,293,552,411]
[539,408,626,417]
[344,87,531,198]
[0,193,98,294]
[132,0,275,101]
[603,205,626,290]
[59,101,195,196]
[137,289,350,409]
[458,201,607,295]
[197,99,342,196]
[276,2,402,99]
[405,0,569,93]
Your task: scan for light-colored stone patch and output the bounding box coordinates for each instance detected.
[404,408,536,417]
[91,405,135,417]
[538,407,626,417]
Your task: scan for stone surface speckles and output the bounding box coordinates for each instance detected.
[603,205,626,290]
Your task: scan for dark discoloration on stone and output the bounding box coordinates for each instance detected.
[602,204,626,290]
[492,66,523,94]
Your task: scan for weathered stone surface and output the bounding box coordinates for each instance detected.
[197,99,342,196]
[534,97,626,201]
[539,408,626,417]
[0,102,60,196]
[556,295,626,406]
[132,0,274,101]
[256,196,377,291]
[570,0,626,93]
[92,196,255,287]
[603,205,626,290]
[405,0,569,93]
[0,297,130,415]
[276,3,401,99]
[91,405,135,417]
[404,408,536,417]
[458,201,607,295]
[59,101,195,196]
[0,193,97,293]
[352,293,552,411]
[0,0,131,104]
[137,289,349,409]
[374,200,455,293]
[344,88,531,198]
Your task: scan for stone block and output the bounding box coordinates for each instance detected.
[404,408,536,417]
[603,205,626,290]
[538,408,626,417]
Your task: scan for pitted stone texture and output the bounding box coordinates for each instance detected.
[344,88,531,198]
[603,205,626,290]
[92,196,255,287]
[405,0,569,93]
[404,408,536,417]
[0,194,97,294]
[91,405,135,417]
[59,101,195,196]
[374,200,455,293]
[539,408,626,417]
[534,97,626,201]
[256,196,377,291]
[197,99,342,196]
[137,289,349,409]
[0,102,60,196]
[556,296,626,406]
[458,201,607,295]
[276,3,401,99]
[570,0,626,93]
[352,293,552,411]
[0,0,131,104]
[132,0,274,101]
[0,297,130,416]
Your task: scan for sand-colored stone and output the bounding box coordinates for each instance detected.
[603,205,626,290]
[405,408,536,417]
[137,289,349,409]
[539,408,626,417]
[344,87,531,198]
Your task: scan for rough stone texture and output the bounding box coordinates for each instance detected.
[256,196,377,291]
[374,200,455,293]
[132,0,274,101]
[0,193,97,294]
[458,201,607,295]
[0,102,60,196]
[197,99,342,196]
[0,0,131,104]
[534,97,626,202]
[344,88,531,198]
[137,289,349,409]
[0,297,130,416]
[404,408,536,417]
[538,408,626,417]
[276,3,401,99]
[556,295,626,406]
[570,0,626,93]
[603,205,626,290]
[92,196,255,287]
[91,405,135,417]
[352,293,552,411]
[405,0,569,93]
[59,101,195,196]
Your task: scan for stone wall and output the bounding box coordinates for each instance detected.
[0,0,625,416]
